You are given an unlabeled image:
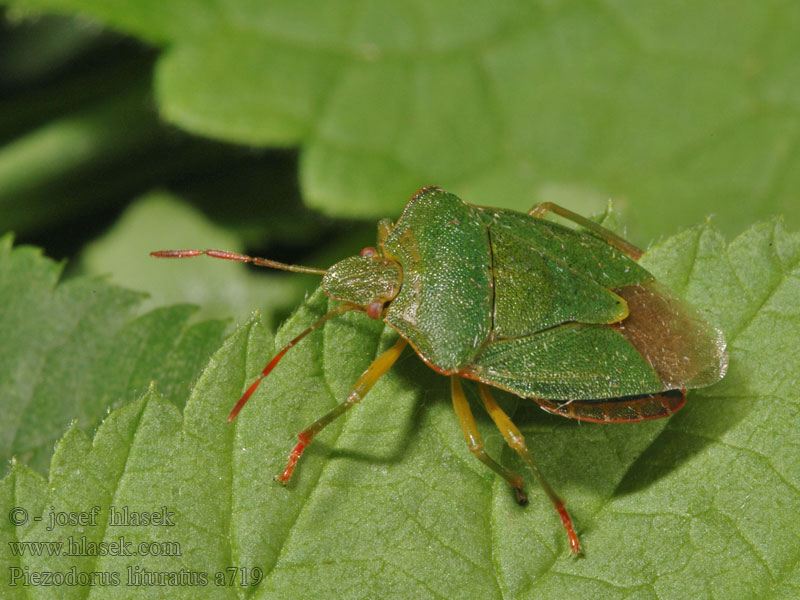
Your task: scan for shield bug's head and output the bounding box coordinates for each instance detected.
[151,245,404,421]
[323,254,402,319]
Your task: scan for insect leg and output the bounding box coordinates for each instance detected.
[478,383,582,556]
[227,304,358,422]
[450,376,528,505]
[275,337,408,484]
[527,201,643,261]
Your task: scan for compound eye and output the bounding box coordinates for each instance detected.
[366,301,383,319]
[359,246,377,258]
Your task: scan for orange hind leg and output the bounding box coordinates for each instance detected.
[528,201,642,260]
[478,383,582,556]
[450,376,528,505]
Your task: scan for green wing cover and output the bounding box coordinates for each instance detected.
[460,206,668,399]
[462,324,664,400]
[475,207,652,289]
[489,227,631,338]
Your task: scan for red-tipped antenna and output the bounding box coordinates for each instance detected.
[226,303,358,422]
[150,249,327,275]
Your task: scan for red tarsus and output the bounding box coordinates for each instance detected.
[555,502,582,556]
[276,435,309,484]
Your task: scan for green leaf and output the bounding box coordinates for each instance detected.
[0,234,227,477]
[2,218,797,598]
[5,2,799,241]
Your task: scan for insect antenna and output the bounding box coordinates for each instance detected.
[150,249,327,275]
[227,303,358,423]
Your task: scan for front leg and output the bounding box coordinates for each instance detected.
[276,337,408,484]
[450,376,528,505]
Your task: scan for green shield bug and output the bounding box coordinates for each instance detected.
[152,186,728,555]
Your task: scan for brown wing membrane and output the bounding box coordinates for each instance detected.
[611,281,728,390]
[536,389,686,423]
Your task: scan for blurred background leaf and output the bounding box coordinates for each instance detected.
[3,0,798,250]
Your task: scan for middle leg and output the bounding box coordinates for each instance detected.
[450,376,528,505]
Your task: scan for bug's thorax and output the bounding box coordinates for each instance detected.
[322,254,403,318]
